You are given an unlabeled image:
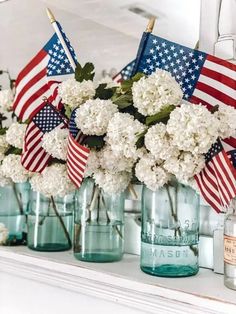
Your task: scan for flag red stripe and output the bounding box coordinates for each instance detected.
[200,67,236,90]
[15,50,47,86]
[13,68,47,110]
[190,95,212,110]
[207,54,236,72]
[195,81,236,108]
[67,145,87,172]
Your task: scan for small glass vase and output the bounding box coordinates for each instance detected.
[140,180,200,277]
[0,182,30,245]
[74,178,124,262]
[27,192,74,252]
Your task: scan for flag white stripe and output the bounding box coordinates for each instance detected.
[16,55,49,92]
[28,149,47,171]
[203,166,220,196]
[193,89,227,107]
[208,161,230,206]
[68,153,85,177]
[204,59,236,80]
[219,153,236,191]
[22,90,51,121]
[196,172,222,209]
[198,74,236,99]
[67,161,83,181]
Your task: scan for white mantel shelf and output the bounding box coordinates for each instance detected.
[0,247,235,314]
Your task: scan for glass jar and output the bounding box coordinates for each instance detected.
[74,178,124,262]
[140,180,200,277]
[0,182,30,245]
[224,199,236,290]
[27,192,74,252]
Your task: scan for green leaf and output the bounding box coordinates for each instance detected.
[0,128,7,135]
[145,105,176,126]
[95,84,115,100]
[5,146,22,156]
[64,104,73,119]
[131,72,145,82]
[135,130,147,149]
[112,93,133,109]
[82,136,105,149]
[75,62,95,82]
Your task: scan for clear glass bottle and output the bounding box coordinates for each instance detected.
[224,199,236,290]
[74,178,124,262]
[27,192,74,252]
[140,180,200,277]
[0,182,31,245]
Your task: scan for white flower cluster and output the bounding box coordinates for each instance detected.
[106,112,147,159]
[167,103,219,154]
[75,99,118,136]
[58,78,95,109]
[163,152,205,184]
[42,127,68,160]
[93,169,131,195]
[0,167,11,187]
[0,89,13,112]
[85,145,133,194]
[215,104,236,139]
[0,134,9,161]
[132,69,183,116]
[135,152,170,191]
[30,164,75,198]
[145,123,179,160]
[0,223,8,245]
[1,155,29,183]
[6,122,27,149]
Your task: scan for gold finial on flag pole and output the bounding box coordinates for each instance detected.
[146,17,156,33]
[46,8,56,24]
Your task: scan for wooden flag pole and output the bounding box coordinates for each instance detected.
[132,17,156,75]
[46,8,77,71]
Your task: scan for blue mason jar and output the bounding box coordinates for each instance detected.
[0,182,31,245]
[140,180,200,277]
[74,178,124,262]
[27,192,74,252]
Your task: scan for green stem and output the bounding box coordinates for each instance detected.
[50,196,72,248]
[12,183,24,215]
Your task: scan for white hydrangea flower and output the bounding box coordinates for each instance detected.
[167,103,219,154]
[1,155,29,183]
[6,122,27,149]
[145,123,179,160]
[164,152,205,183]
[135,152,171,191]
[0,134,9,154]
[93,169,131,194]
[99,144,134,173]
[0,223,9,244]
[58,78,95,109]
[132,69,183,116]
[75,99,118,136]
[30,164,75,198]
[42,127,68,160]
[84,149,100,177]
[0,89,14,112]
[214,104,236,139]
[106,112,147,159]
[0,166,11,187]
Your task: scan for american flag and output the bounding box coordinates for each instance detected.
[195,139,236,213]
[113,60,136,83]
[67,109,90,188]
[13,22,77,122]
[133,34,236,147]
[21,103,67,173]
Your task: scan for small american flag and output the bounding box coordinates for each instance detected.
[133,34,236,148]
[195,139,236,213]
[67,109,90,188]
[13,22,77,122]
[113,60,136,83]
[21,103,67,173]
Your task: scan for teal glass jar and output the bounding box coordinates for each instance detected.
[0,182,30,245]
[74,178,124,262]
[140,181,200,277]
[27,192,74,252]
